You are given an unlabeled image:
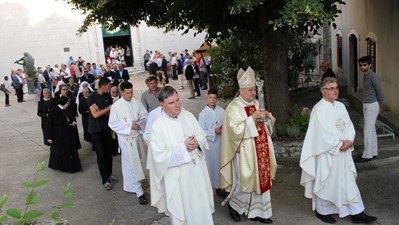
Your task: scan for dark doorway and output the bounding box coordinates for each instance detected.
[102,29,133,67]
[349,34,358,93]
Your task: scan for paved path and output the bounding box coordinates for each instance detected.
[0,73,398,225]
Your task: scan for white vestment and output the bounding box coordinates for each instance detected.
[198,105,224,189]
[300,99,365,217]
[109,97,148,196]
[220,97,276,220]
[149,109,214,225]
[143,106,162,169]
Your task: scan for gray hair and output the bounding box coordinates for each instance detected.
[158,86,178,102]
[320,77,337,92]
[111,86,119,92]
[42,88,50,94]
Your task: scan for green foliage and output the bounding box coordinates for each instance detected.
[289,104,310,131]
[109,218,119,225]
[276,124,288,137]
[210,29,264,99]
[25,192,39,205]
[287,29,318,90]
[229,0,265,14]
[211,28,317,99]
[275,105,310,138]
[286,124,301,138]
[66,0,344,40]
[0,162,73,225]
[269,0,346,30]
[50,182,74,225]
[5,208,21,219]
[66,0,344,124]
[0,194,8,209]
[289,114,310,131]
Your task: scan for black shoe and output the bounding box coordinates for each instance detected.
[196,94,201,97]
[109,175,119,183]
[215,189,229,198]
[351,211,377,223]
[228,204,240,221]
[188,96,195,99]
[138,194,147,205]
[250,217,273,223]
[354,157,372,163]
[316,211,336,224]
[373,156,378,159]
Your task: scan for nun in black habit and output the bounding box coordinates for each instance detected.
[46,96,82,173]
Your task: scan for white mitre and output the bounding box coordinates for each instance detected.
[237,67,256,88]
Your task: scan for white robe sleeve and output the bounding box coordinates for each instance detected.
[328,141,343,155]
[169,143,192,167]
[143,107,162,143]
[199,108,216,142]
[108,104,132,135]
[135,102,148,135]
[244,116,259,138]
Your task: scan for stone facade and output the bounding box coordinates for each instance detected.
[0,0,206,79]
[329,0,399,133]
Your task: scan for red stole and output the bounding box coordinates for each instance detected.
[244,105,271,194]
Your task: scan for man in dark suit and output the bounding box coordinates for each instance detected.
[103,64,116,85]
[114,64,129,87]
[11,69,24,102]
[80,69,96,89]
[320,60,336,82]
[42,65,53,94]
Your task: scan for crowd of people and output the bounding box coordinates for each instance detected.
[143,49,213,96]
[1,54,382,225]
[104,44,132,67]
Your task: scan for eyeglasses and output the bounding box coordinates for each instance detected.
[359,63,369,67]
[323,87,339,91]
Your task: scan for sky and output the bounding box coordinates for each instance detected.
[0,0,85,25]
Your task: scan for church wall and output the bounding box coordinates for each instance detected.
[0,0,207,80]
[130,22,207,69]
[0,0,93,78]
[331,0,399,117]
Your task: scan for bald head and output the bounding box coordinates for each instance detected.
[320,60,330,73]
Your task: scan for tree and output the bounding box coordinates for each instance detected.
[211,28,317,99]
[66,0,344,124]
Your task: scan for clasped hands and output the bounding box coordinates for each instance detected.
[340,140,353,151]
[251,109,270,121]
[185,136,199,152]
[131,123,141,130]
[215,126,222,135]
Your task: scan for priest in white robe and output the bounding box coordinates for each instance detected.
[149,86,214,225]
[300,77,377,224]
[198,88,225,193]
[108,81,149,205]
[220,67,277,224]
[143,106,162,169]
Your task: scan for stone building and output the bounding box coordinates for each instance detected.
[329,0,399,133]
[0,0,206,79]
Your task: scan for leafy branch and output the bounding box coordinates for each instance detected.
[0,162,73,225]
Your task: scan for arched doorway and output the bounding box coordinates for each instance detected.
[349,34,358,93]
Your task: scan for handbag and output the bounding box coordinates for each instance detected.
[0,84,7,93]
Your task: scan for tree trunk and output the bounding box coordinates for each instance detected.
[258,1,291,125]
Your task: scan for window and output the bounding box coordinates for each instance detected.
[366,38,376,71]
[336,34,343,68]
